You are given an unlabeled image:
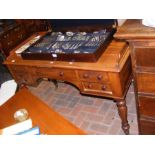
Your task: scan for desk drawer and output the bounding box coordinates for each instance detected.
[140,119,155,135]
[134,47,155,68]
[78,70,108,83]
[36,67,77,81]
[0,27,26,51]
[11,66,36,74]
[137,72,155,94]
[14,26,26,40]
[1,33,14,50]
[138,95,155,117]
[82,82,112,94]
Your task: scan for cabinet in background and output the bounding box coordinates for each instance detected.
[115,19,155,134]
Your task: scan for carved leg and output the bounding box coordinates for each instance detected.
[116,99,130,135]
[48,79,58,89]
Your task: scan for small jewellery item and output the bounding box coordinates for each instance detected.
[66,31,74,36]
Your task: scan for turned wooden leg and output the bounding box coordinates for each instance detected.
[116,99,130,135]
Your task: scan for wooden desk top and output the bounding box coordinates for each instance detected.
[115,19,155,40]
[4,32,129,72]
[0,87,85,135]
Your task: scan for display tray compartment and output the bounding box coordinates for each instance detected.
[21,20,116,62]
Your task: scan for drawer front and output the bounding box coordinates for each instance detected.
[1,33,14,49]
[78,70,108,83]
[1,31,12,40]
[137,72,155,94]
[11,66,27,73]
[11,66,36,75]
[140,119,155,135]
[10,66,77,84]
[82,82,112,94]
[13,26,27,41]
[138,94,155,134]
[138,95,155,117]
[10,66,37,85]
[0,25,26,51]
[36,67,77,81]
[134,47,155,67]
[13,25,23,33]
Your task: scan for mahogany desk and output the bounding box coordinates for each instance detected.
[0,87,85,135]
[4,32,132,134]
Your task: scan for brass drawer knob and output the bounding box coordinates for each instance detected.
[88,83,93,88]
[18,34,23,39]
[101,85,106,91]
[97,75,103,80]
[8,41,13,45]
[3,34,9,38]
[59,72,64,77]
[14,28,20,32]
[83,73,89,79]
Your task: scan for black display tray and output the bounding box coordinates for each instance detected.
[21,20,116,62]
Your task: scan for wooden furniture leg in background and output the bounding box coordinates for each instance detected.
[116,99,130,135]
